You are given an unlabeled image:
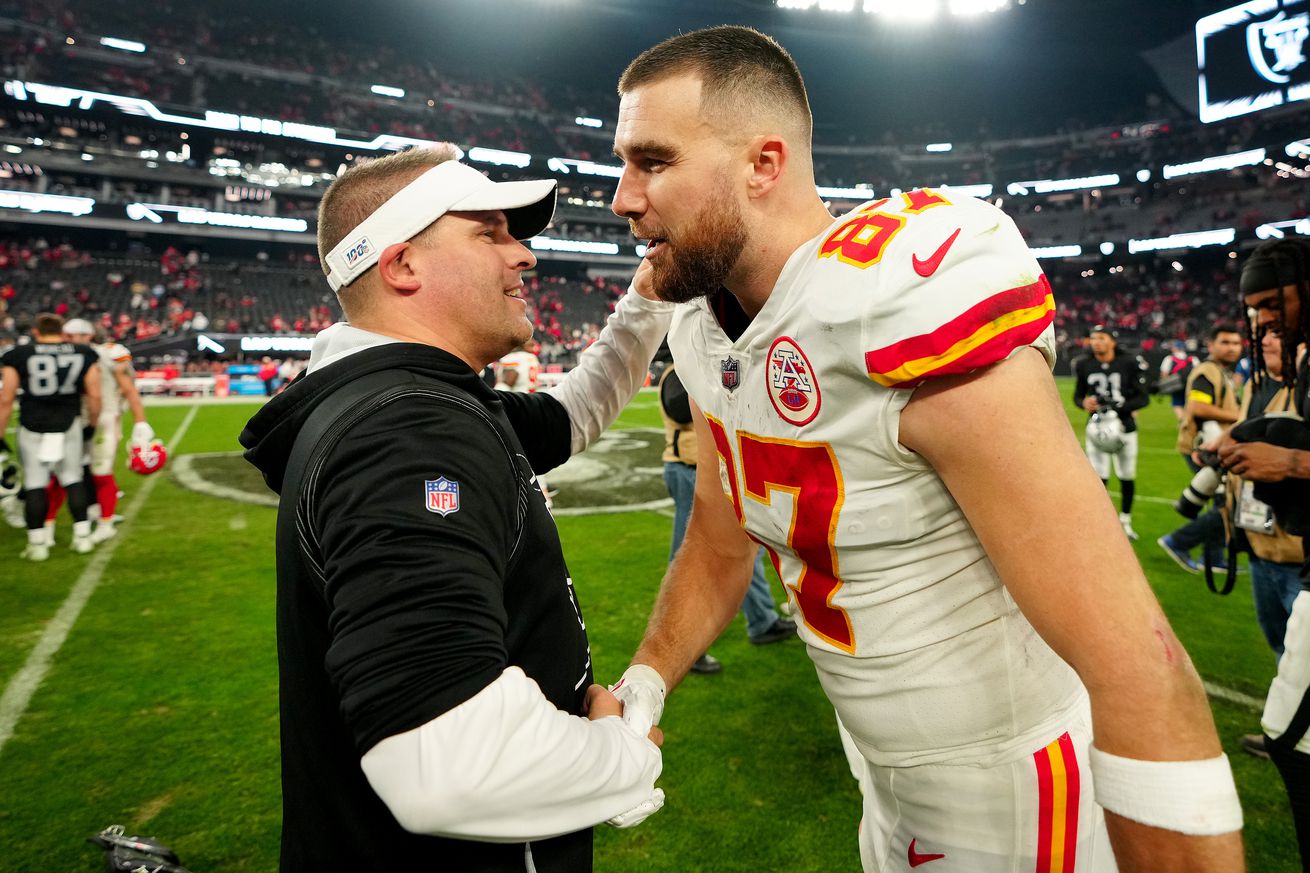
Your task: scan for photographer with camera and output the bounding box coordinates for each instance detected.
[1073,324,1150,539]
[1158,323,1243,574]
[1211,238,1310,865]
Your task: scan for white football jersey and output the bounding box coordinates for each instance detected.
[669,191,1084,768]
[498,350,540,393]
[95,342,131,415]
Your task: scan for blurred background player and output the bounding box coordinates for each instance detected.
[43,318,154,543]
[1158,339,1197,423]
[1072,324,1150,540]
[0,313,101,559]
[1158,323,1243,574]
[497,340,541,392]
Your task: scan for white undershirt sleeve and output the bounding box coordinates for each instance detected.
[547,288,674,455]
[359,666,662,842]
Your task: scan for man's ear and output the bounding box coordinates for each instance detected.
[746,133,788,200]
[376,242,421,293]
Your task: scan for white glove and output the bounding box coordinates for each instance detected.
[609,664,666,740]
[606,787,665,829]
[130,421,155,448]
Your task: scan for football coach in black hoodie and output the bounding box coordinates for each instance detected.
[241,145,673,872]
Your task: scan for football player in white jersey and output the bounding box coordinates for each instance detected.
[607,26,1242,873]
[497,341,541,393]
[61,318,154,542]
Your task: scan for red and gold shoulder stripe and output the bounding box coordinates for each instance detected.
[864,275,1054,390]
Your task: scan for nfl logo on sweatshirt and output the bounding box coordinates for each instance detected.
[425,477,460,516]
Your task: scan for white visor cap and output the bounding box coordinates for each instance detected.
[63,318,96,335]
[323,160,557,292]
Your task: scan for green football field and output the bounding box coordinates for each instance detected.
[0,380,1298,871]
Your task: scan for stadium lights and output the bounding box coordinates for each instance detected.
[467,146,532,168]
[925,142,953,152]
[4,80,465,159]
[817,185,877,199]
[574,116,603,128]
[99,37,146,53]
[547,157,623,178]
[1006,173,1120,196]
[127,201,309,233]
[529,237,621,255]
[939,183,994,198]
[0,190,95,217]
[196,335,227,354]
[1256,218,1310,238]
[370,85,405,99]
[1136,168,1152,182]
[1288,138,1310,158]
[1127,228,1236,254]
[1162,147,1265,179]
[1030,244,1082,259]
[776,0,1011,16]
[1099,241,1115,255]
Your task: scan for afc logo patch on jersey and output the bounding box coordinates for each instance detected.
[425,477,460,516]
[766,337,821,426]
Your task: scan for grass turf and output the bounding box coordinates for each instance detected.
[0,382,1298,871]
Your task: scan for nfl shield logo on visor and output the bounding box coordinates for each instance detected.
[425,477,460,517]
[721,356,740,392]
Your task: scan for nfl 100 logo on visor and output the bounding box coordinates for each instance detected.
[425,477,460,516]
[343,236,373,268]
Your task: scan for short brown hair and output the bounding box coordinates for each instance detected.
[34,312,64,336]
[317,144,461,313]
[619,26,812,144]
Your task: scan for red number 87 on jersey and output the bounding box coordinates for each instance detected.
[704,415,856,654]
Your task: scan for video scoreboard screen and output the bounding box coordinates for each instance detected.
[1198,0,1310,122]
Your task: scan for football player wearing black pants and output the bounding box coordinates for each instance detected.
[1072,325,1149,540]
[1214,239,1310,869]
[0,313,101,561]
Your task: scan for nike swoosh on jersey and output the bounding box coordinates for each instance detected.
[911,228,962,278]
[908,839,946,867]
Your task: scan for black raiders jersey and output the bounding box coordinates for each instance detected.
[1072,352,1150,433]
[1,342,99,432]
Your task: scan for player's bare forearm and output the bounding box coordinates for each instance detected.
[633,515,755,691]
[1188,401,1238,424]
[83,363,102,424]
[1104,815,1243,872]
[117,367,147,422]
[633,399,758,690]
[902,349,1243,867]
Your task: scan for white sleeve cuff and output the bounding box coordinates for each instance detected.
[547,288,675,455]
[360,666,662,842]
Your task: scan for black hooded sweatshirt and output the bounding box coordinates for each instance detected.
[240,342,592,872]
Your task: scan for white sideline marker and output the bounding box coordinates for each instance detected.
[0,404,199,757]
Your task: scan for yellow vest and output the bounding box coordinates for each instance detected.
[1176,360,1239,454]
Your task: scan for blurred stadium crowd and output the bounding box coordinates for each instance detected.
[0,0,1307,371]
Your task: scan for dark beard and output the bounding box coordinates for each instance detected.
[649,190,747,305]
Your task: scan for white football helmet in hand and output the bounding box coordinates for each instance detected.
[130,421,155,448]
[609,664,666,740]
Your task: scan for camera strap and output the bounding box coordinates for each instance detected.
[1202,539,1238,596]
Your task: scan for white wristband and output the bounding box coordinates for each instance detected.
[1088,746,1243,836]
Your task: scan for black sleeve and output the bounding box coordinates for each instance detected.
[1121,357,1150,414]
[1072,358,1088,408]
[1190,372,1217,404]
[312,396,519,753]
[497,390,573,475]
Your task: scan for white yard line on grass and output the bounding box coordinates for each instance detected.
[0,404,200,758]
